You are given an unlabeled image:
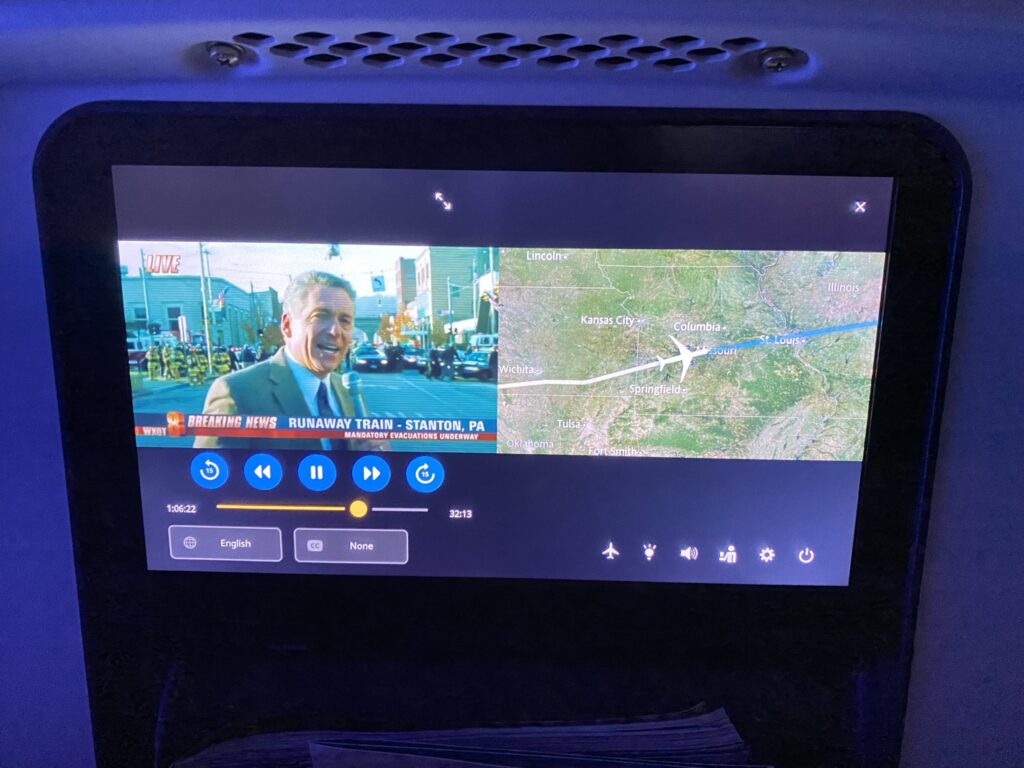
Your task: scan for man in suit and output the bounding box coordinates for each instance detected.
[193,270,384,451]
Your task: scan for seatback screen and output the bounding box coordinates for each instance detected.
[114,166,891,585]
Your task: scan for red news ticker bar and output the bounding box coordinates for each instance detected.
[136,426,496,442]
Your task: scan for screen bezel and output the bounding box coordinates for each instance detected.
[35,102,969,766]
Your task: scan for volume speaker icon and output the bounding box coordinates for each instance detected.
[679,546,699,561]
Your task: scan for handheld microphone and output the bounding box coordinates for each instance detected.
[340,371,369,418]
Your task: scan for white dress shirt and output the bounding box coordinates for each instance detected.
[283,349,341,451]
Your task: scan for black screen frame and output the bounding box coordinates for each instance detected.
[34,102,969,767]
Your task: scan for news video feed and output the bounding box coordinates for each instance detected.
[123,242,500,453]
[123,242,884,463]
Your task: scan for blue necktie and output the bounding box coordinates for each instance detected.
[316,382,337,450]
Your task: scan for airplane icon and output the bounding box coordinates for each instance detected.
[602,542,620,560]
[656,336,710,383]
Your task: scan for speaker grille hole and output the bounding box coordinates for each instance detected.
[362,52,403,68]
[599,34,642,48]
[233,32,274,46]
[269,43,309,57]
[508,43,548,58]
[304,53,345,68]
[449,42,490,56]
[538,33,581,47]
[628,45,667,60]
[355,31,397,45]
[478,32,519,46]
[661,35,702,49]
[329,42,368,56]
[389,42,429,55]
[295,31,335,45]
[537,54,578,69]
[594,55,638,70]
[568,44,607,59]
[654,57,695,71]
[421,53,461,68]
[688,46,729,61]
[416,31,457,45]
[479,54,519,69]
[721,36,764,51]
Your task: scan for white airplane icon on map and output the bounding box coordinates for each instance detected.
[657,337,711,383]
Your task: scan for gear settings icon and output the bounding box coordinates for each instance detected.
[758,547,776,563]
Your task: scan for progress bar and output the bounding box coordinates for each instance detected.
[217,503,346,512]
[372,507,429,512]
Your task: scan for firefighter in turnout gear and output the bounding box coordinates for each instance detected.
[212,347,232,376]
[146,344,162,380]
[187,348,207,387]
[169,346,187,382]
[161,343,173,380]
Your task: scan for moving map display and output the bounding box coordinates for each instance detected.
[498,248,884,461]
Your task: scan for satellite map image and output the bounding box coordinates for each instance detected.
[497,248,885,461]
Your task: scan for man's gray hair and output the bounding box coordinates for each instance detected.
[283,271,357,315]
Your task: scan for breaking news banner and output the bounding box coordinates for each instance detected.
[136,414,497,444]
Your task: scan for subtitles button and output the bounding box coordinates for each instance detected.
[352,455,391,493]
[406,456,444,493]
[298,455,337,492]
[190,452,229,490]
[244,454,282,491]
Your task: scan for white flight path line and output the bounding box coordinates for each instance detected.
[498,339,709,390]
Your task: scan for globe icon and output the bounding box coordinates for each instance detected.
[183,536,198,550]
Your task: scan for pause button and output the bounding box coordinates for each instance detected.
[298,455,337,492]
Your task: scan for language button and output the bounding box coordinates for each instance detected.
[168,525,283,562]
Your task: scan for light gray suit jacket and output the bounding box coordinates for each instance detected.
[193,349,367,450]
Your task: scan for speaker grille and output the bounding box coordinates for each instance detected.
[208,28,810,78]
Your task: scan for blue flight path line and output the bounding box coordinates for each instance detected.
[701,320,879,356]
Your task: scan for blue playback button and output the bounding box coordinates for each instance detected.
[244,453,283,491]
[406,456,444,493]
[298,455,338,492]
[352,455,392,493]
[190,452,229,490]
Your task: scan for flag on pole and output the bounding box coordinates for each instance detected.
[213,287,228,311]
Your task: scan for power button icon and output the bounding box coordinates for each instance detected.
[798,547,815,564]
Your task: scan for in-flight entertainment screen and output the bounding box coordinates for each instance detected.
[114,165,892,585]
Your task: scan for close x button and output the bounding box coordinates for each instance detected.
[294,528,409,565]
